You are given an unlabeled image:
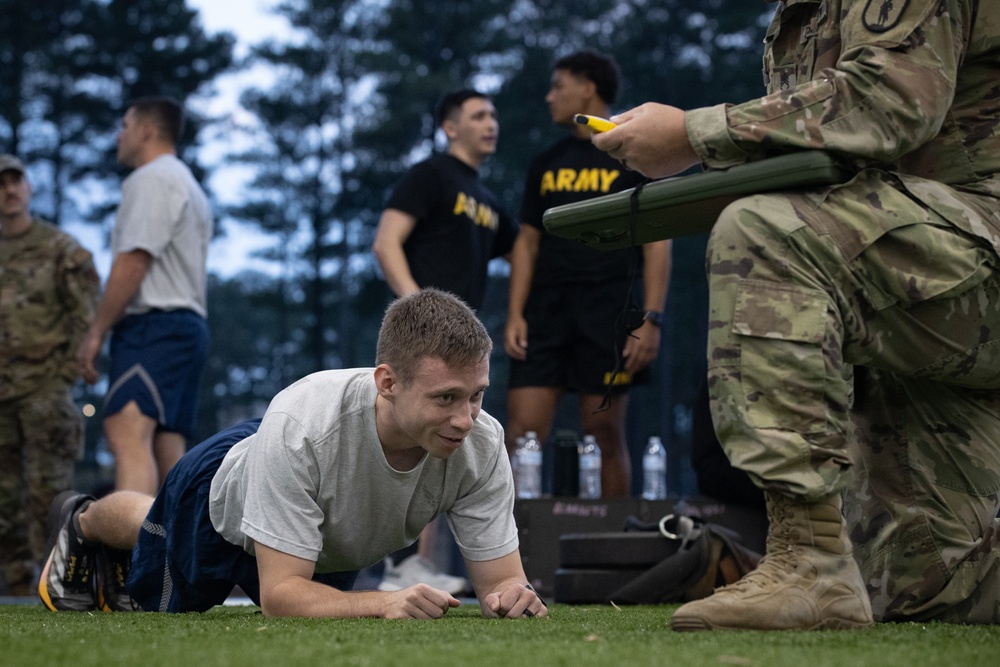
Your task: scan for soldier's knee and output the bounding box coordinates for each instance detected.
[710,194,800,262]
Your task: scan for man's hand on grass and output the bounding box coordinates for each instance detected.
[484,583,548,619]
[382,584,461,619]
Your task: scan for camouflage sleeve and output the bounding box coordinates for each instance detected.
[56,236,100,358]
[685,0,972,169]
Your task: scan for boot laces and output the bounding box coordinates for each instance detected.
[723,496,799,592]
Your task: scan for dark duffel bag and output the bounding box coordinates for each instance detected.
[606,514,761,604]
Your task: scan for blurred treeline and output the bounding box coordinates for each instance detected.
[0,0,772,494]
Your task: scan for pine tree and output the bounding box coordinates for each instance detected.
[0,0,234,227]
[229,0,387,372]
[80,0,236,223]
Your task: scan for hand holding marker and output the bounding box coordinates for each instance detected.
[574,113,617,133]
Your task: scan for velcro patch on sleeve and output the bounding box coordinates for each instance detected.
[845,0,939,46]
[861,0,912,33]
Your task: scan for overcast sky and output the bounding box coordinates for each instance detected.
[186,0,286,278]
[190,0,280,55]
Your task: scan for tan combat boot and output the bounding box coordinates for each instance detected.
[671,491,873,631]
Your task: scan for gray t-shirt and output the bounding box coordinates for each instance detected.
[113,154,211,317]
[209,368,518,572]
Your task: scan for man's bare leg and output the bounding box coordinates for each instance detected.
[77,491,153,550]
[580,393,630,498]
[153,431,186,488]
[505,386,563,456]
[104,401,158,495]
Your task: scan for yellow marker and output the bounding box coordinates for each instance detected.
[574,114,617,133]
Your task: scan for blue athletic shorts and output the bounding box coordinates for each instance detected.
[105,309,209,440]
[127,419,359,613]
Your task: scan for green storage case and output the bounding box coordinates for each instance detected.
[542,150,850,249]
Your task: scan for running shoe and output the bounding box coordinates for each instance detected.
[98,545,142,612]
[377,555,470,595]
[38,491,98,612]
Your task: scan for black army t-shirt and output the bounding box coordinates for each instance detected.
[521,136,645,286]
[386,152,517,310]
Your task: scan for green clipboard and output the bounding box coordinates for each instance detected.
[542,151,851,249]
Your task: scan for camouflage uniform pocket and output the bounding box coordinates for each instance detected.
[858,216,996,311]
[762,0,824,93]
[817,170,990,311]
[733,279,831,434]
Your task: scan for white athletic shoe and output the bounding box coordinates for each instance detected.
[377,555,470,595]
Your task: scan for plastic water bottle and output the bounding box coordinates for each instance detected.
[642,436,668,500]
[510,435,524,496]
[578,435,602,499]
[515,431,543,499]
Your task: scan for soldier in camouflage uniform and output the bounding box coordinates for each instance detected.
[594,0,1000,628]
[0,155,100,596]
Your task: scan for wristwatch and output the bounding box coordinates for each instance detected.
[642,310,663,327]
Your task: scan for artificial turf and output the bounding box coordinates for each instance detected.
[2,602,999,667]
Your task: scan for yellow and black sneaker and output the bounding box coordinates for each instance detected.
[38,491,98,612]
[97,545,141,612]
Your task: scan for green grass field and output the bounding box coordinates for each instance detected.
[3,602,999,667]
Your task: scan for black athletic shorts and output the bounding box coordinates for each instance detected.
[508,279,649,395]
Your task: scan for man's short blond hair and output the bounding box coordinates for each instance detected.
[376,289,492,383]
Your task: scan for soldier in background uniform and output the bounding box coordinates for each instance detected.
[594,0,1000,628]
[0,154,99,596]
[505,51,671,498]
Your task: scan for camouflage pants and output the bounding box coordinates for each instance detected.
[706,168,1000,623]
[0,385,82,595]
